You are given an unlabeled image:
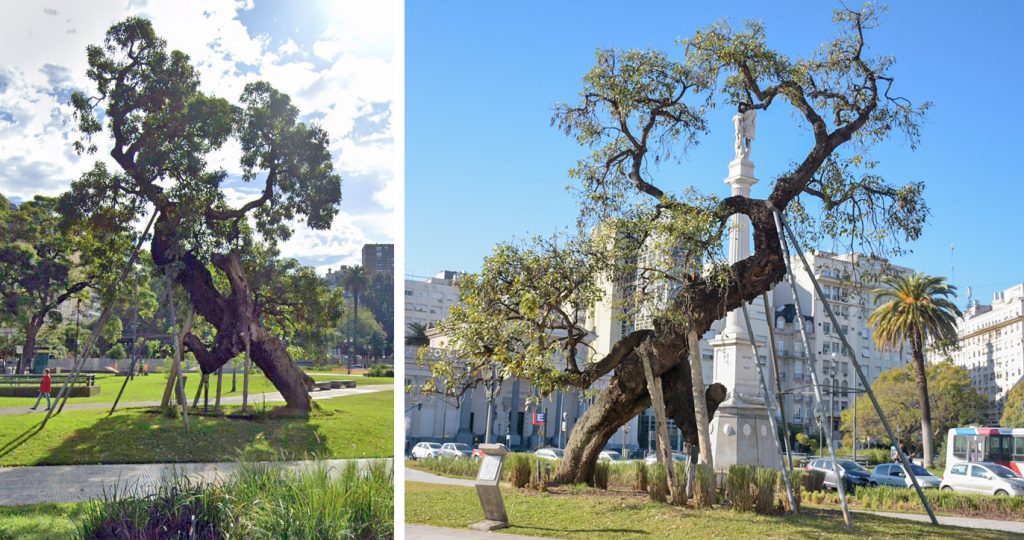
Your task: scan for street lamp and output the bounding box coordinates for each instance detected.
[622,422,631,459]
[484,363,500,444]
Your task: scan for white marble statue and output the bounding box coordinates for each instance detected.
[733,109,756,160]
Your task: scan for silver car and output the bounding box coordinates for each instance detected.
[869,463,941,489]
[534,448,564,460]
[439,442,472,458]
[940,462,1024,496]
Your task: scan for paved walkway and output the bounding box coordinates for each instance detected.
[0,458,392,506]
[406,466,476,487]
[859,510,1024,535]
[406,525,552,540]
[0,384,393,416]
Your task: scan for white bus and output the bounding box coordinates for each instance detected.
[945,427,1024,476]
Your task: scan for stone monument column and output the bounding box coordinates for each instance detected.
[707,109,780,470]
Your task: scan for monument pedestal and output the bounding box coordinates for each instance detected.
[708,401,780,470]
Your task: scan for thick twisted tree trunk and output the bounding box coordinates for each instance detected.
[911,330,933,467]
[152,213,314,413]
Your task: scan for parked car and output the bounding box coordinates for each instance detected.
[940,462,1024,496]
[410,441,442,459]
[534,448,564,460]
[439,443,472,458]
[598,450,623,462]
[805,458,871,491]
[471,444,511,459]
[869,463,941,488]
[644,452,688,465]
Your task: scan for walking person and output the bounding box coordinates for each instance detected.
[29,368,52,411]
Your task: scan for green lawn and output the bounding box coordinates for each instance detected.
[0,503,84,540]
[405,482,1020,539]
[0,371,393,408]
[0,390,393,466]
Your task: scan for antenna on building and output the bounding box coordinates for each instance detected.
[949,244,956,289]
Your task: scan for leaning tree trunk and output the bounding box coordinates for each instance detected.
[152,214,314,413]
[687,330,713,467]
[911,330,933,467]
[18,319,42,374]
[554,331,727,484]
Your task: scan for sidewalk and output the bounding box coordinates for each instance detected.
[406,524,554,540]
[859,510,1024,535]
[0,383,393,416]
[0,458,392,506]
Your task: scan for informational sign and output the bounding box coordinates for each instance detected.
[471,444,509,532]
[477,454,502,482]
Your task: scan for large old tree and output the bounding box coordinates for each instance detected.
[425,5,932,483]
[64,18,342,412]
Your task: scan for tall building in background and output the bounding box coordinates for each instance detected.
[948,283,1024,421]
[362,243,394,277]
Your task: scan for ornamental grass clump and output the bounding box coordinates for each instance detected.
[670,461,688,506]
[753,467,778,515]
[726,465,755,512]
[779,469,803,512]
[593,461,610,490]
[803,469,825,492]
[693,464,716,508]
[632,461,648,492]
[505,453,532,488]
[647,463,669,503]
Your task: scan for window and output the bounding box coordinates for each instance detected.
[953,436,968,460]
[950,464,967,476]
[823,323,831,335]
[970,465,988,478]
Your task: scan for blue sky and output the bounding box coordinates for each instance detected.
[406,1,1024,307]
[0,0,395,273]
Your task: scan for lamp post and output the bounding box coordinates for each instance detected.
[830,353,837,450]
[622,422,631,459]
[852,370,858,462]
[484,363,500,444]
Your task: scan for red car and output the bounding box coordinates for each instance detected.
[472,444,511,458]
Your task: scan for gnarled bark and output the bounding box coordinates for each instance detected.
[152,213,314,412]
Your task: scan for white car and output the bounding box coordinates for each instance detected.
[411,442,442,459]
[644,452,687,465]
[598,450,623,462]
[439,442,472,458]
[534,448,564,460]
[940,462,1024,496]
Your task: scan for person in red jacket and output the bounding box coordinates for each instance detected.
[30,368,52,411]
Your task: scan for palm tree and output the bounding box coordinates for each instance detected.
[340,265,369,373]
[867,272,961,467]
[405,322,430,347]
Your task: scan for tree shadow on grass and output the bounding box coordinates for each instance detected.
[0,421,43,461]
[38,408,332,466]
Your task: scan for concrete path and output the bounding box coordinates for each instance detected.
[0,457,392,506]
[0,383,393,416]
[406,524,553,540]
[859,510,1024,535]
[406,466,476,487]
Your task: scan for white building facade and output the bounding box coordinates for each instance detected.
[948,283,1024,422]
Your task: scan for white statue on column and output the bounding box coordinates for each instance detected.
[733,109,756,160]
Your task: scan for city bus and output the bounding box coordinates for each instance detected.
[945,427,1024,475]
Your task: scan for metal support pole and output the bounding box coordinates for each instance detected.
[779,213,938,525]
[773,209,852,529]
[738,300,797,513]
[109,352,140,415]
[165,272,190,430]
[762,292,795,469]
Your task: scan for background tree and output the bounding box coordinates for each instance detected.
[1001,380,1024,428]
[339,265,369,369]
[867,273,961,467]
[839,361,986,457]
[0,195,129,372]
[405,322,430,347]
[335,307,386,361]
[426,4,932,483]
[364,271,395,346]
[63,17,342,412]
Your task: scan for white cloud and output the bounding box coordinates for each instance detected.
[0,0,395,270]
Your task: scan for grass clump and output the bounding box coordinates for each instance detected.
[780,469,803,512]
[593,461,610,490]
[408,456,479,478]
[670,462,688,506]
[752,467,778,515]
[77,461,393,539]
[726,465,755,512]
[632,461,648,492]
[693,464,716,508]
[506,453,532,488]
[802,469,825,493]
[647,463,669,503]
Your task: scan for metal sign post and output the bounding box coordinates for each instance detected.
[470,443,510,531]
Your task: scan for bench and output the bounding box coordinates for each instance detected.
[0,373,101,398]
[311,379,357,391]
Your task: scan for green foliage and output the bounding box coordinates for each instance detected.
[407,457,479,479]
[76,461,392,539]
[782,469,804,512]
[647,463,669,503]
[795,431,820,454]
[803,470,826,493]
[726,465,755,512]
[671,461,688,506]
[839,361,987,455]
[506,454,532,489]
[694,464,716,508]
[365,364,394,378]
[593,461,610,490]
[868,273,961,353]
[1000,379,1024,428]
[632,460,648,492]
[405,322,430,347]
[106,343,126,360]
[752,467,778,515]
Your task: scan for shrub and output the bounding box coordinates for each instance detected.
[693,464,716,508]
[505,454,532,488]
[632,461,648,492]
[670,462,688,506]
[365,363,393,377]
[529,456,554,491]
[410,456,478,478]
[648,463,669,503]
[803,469,825,492]
[726,465,755,512]
[753,467,778,515]
[593,461,610,490]
[779,469,803,512]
